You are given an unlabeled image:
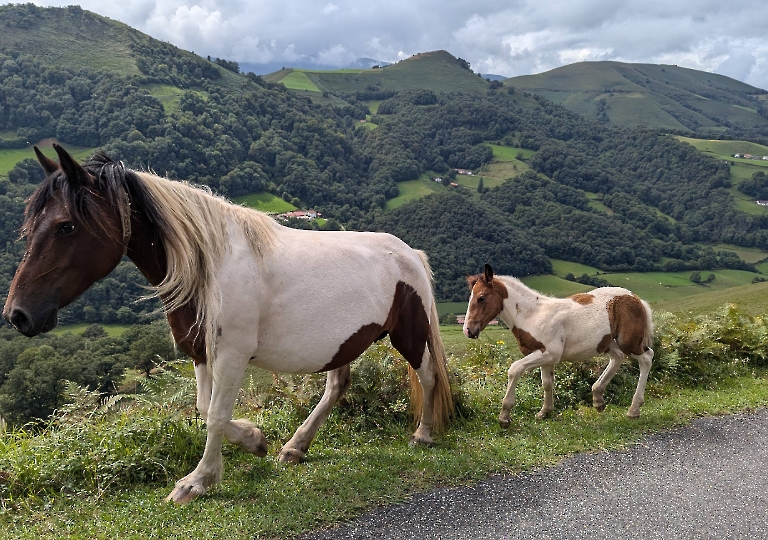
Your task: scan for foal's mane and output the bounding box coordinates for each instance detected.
[25,151,278,365]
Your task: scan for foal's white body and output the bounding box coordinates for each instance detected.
[464,268,654,426]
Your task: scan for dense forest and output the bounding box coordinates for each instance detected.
[1,3,768,423]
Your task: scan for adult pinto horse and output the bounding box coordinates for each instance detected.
[3,145,452,503]
[464,264,654,426]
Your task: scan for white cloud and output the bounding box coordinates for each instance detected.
[323,3,339,15]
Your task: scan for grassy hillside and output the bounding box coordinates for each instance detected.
[0,142,95,177]
[506,61,768,133]
[268,51,493,97]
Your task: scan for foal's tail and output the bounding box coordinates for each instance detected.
[409,250,454,432]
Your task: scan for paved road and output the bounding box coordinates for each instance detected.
[300,408,768,539]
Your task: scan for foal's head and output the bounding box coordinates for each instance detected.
[463,263,508,339]
[2,145,128,336]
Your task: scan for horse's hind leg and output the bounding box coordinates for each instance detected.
[194,363,267,456]
[627,348,654,418]
[408,347,437,446]
[536,364,555,419]
[278,365,351,464]
[591,347,624,412]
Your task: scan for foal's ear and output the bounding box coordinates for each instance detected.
[34,146,59,175]
[483,263,494,283]
[53,143,92,186]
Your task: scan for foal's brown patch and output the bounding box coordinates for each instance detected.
[606,294,648,356]
[569,293,594,305]
[596,333,613,354]
[511,326,546,356]
[321,281,428,372]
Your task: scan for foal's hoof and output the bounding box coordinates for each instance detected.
[627,409,641,419]
[232,421,268,457]
[278,447,306,464]
[535,409,552,420]
[594,403,606,413]
[498,418,511,429]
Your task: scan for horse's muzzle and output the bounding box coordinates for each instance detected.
[464,326,481,339]
[4,307,58,336]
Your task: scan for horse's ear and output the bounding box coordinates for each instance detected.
[53,143,92,186]
[34,146,59,175]
[483,264,494,283]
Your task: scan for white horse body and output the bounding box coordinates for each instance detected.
[216,222,432,374]
[463,265,653,426]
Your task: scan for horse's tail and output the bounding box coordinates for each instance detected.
[641,299,654,351]
[409,250,453,432]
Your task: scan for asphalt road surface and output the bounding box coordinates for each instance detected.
[300,408,768,539]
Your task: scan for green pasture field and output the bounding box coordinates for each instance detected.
[0,143,96,177]
[653,279,768,317]
[366,100,383,114]
[0,131,20,141]
[674,136,768,159]
[357,120,378,130]
[454,173,504,191]
[710,243,768,264]
[280,71,321,92]
[584,192,613,214]
[233,192,296,213]
[50,323,131,337]
[141,83,202,115]
[384,173,445,210]
[489,145,535,161]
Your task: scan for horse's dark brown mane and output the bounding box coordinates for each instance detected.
[22,151,164,242]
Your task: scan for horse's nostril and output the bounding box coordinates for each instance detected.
[9,309,30,333]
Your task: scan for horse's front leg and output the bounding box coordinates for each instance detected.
[499,350,553,427]
[193,363,267,456]
[278,365,351,464]
[166,355,250,504]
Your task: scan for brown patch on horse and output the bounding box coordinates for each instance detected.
[321,281,429,372]
[596,333,613,354]
[569,293,594,305]
[606,294,647,356]
[167,302,207,365]
[511,326,546,356]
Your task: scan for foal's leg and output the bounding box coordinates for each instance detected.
[167,354,250,504]
[409,347,437,446]
[278,365,351,464]
[536,364,556,420]
[193,363,267,456]
[627,348,654,418]
[499,350,555,427]
[591,347,624,412]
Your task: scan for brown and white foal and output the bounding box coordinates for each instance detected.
[464,264,654,426]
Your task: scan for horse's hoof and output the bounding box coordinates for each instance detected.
[535,409,552,420]
[278,447,306,464]
[498,418,510,429]
[627,410,641,419]
[409,434,433,447]
[165,482,206,504]
[594,403,606,413]
[240,426,268,456]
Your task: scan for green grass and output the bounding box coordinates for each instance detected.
[384,173,446,210]
[0,143,96,177]
[366,100,383,114]
[50,323,131,337]
[279,71,321,92]
[141,83,201,115]
[233,192,296,213]
[489,145,535,161]
[710,243,768,264]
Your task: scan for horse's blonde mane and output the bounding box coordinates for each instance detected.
[135,171,278,366]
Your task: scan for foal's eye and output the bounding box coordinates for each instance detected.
[477,296,486,304]
[55,222,76,236]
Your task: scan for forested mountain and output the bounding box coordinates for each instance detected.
[0,3,766,310]
[506,61,768,136]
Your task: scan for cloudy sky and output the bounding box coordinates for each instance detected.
[14,0,768,89]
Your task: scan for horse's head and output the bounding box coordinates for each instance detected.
[463,263,508,339]
[2,145,129,336]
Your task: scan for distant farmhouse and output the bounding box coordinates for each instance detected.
[276,210,321,221]
[733,153,768,160]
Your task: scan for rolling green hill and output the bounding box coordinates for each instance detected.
[506,61,768,134]
[267,51,494,97]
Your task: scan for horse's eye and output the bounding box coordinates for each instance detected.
[56,222,76,236]
[477,296,486,304]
